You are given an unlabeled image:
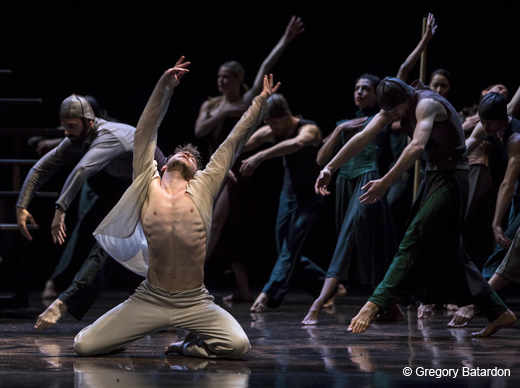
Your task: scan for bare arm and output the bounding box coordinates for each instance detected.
[316,118,367,166]
[194,75,280,198]
[492,135,520,249]
[508,84,520,118]
[242,125,276,153]
[357,99,441,204]
[396,13,437,82]
[314,111,392,195]
[465,122,487,154]
[240,124,320,177]
[242,16,304,104]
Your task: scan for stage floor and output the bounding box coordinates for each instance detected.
[1,291,520,387]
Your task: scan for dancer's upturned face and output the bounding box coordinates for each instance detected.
[217,67,241,95]
[354,78,377,109]
[429,74,450,98]
[164,151,197,180]
[485,84,508,99]
[61,118,89,141]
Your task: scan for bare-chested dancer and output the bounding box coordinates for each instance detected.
[73,58,279,358]
[315,77,515,337]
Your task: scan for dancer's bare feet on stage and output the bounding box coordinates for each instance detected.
[447,305,474,328]
[251,293,269,312]
[42,280,57,299]
[322,284,347,308]
[35,298,68,331]
[377,302,404,322]
[223,292,253,303]
[302,300,324,325]
[445,304,459,311]
[165,332,198,356]
[417,303,433,319]
[472,309,516,337]
[348,301,379,334]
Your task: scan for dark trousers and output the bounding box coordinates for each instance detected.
[262,190,326,309]
[58,242,143,320]
[368,170,507,321]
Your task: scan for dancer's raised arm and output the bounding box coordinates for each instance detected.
[396,13,437,82]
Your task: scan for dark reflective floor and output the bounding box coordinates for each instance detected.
[1,291,520,387]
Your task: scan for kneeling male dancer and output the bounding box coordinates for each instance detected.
[74,57,279,358]
[315,77,515,337]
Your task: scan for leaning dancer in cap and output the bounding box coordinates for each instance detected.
[74,57,279,358]
[315,77,515,336]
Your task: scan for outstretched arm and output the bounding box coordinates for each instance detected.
[242,125,276,153]
[196,75,280,198]
[240,124,320,177]
[508,84,520,118]
[355,99,439,203]
[315,111,392,195]
[465,122,487,154]
[493,135,520,249]
[316,118,367,166]
[242,17,303,104]
[396,13,437,82]
[133,56,190,178]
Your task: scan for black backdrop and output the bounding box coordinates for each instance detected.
[2,0,520,290]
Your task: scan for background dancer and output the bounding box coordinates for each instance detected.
[315,77,515,337]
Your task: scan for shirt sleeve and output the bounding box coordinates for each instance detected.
[193,94,269,198]
[55,131,127,211]
[133,71,179,179]
[16,138,81,209]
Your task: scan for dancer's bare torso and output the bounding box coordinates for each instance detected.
[141,177,206,291]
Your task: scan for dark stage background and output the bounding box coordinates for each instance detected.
[1,0,520,291]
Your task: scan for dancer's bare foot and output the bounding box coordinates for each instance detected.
[377,302,404,322]
[42,280,57,300]
[165,332,198,356]
[223,293,253,303]
[302,299,323,325]
[322,284,347,308]
[251,293,269,313]
[444,304,459,311]
[35,299,68,331]
[472,309,516,337]
[417,303,433,319]
[447,305,474,328]
[348,301,379,334]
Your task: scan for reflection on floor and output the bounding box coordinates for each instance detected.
[1,291,520,387]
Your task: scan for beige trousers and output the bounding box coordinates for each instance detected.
[74,280,250,359]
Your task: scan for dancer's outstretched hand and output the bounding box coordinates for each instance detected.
[166,56,191,82]
[359,178,390,204]
[260,74,281,99]
[283,16,305,43]
[16,207,37,241]
[315,168,332,196]
[425,13,437,41]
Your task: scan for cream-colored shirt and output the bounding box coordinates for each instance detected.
[93,72,268,277]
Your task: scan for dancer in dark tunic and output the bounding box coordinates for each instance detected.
[315,78,515,336]
[302,74,398,325]
[239,94,329,312]
[450,92,520,327]
[194,16,304,302]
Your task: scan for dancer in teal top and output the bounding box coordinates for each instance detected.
[303,74,398,325]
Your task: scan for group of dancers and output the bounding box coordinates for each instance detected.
[14,14,520,359]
